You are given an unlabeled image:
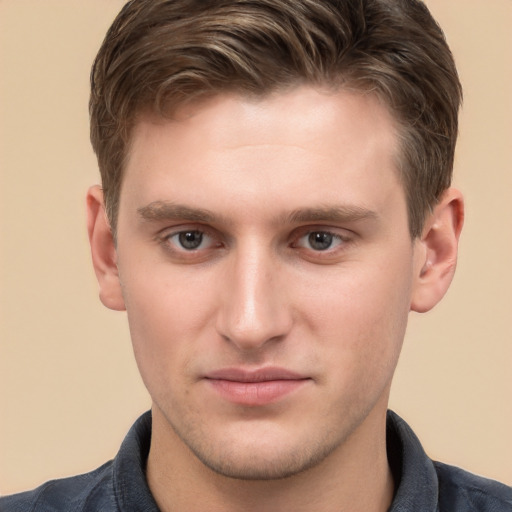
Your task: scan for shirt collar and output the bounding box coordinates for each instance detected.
[387,410,439,511]
[112,410,439,511]
[113,411,159,512]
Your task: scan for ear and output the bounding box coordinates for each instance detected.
[410,188,464,313]
[86,185,126,311]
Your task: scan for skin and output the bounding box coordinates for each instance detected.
[87,86,463,512]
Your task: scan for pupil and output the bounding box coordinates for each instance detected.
[179,231,203,249]
[309,232,332,251]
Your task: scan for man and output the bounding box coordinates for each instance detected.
[1,0,511,510]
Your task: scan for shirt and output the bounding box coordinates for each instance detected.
[1,410,511,511]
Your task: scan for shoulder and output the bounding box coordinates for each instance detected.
[0,461,117,512]
[0,411,155,512]
[435,461,512,511]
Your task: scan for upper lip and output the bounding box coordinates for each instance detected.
[204,367,309,383]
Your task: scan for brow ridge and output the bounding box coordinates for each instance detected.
[137,201,378,226]
[137,201,218,223]
[285,205,378,224]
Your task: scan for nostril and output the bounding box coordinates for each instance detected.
[215,250,293,350]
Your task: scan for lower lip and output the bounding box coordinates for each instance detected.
[206,379,309,406]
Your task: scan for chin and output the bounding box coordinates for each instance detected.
[192,445,335,481]
[176,422,345,481]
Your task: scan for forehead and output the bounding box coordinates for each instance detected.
[134,86,399,156]
[121,86,403,222]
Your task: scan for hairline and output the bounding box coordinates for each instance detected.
[110,81,419,241]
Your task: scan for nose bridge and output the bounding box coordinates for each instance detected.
[216,240,291,350]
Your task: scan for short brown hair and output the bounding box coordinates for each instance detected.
[90,0,462,238]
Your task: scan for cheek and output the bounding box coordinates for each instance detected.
[122,258,216,331]
[300,257,412,382]
[119,264,217,388]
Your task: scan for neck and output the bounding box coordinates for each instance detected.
[146,405,394,512]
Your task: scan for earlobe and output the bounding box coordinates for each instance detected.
[86,185,126,311]
[410,188,464,313]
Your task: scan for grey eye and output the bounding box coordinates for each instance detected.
[178,231,204,250]
[308,232,334,251]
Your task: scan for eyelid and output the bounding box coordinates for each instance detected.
[157,224,224,255]
[291,225,353,243]
[289,226,355,262]
[167,230,213,250]
[157,222,215,240]
[295,231,344,250]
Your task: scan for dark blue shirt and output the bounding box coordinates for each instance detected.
[1,411,511,511]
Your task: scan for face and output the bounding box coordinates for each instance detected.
[113,87,424,479]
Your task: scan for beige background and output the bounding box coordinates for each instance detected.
[1,0,511,495]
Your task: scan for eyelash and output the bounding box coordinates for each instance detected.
[158,226,223,258]
[157,226,353,262]
[289,228,353,263]
[292,230,347,251]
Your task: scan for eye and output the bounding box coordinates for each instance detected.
[175,230,205,250]
[297,230,344,252]
[157,227,224,263]
[165,230,214,251]
[307,232,336,251]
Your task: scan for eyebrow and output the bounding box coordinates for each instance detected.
[137,201,221,223]
[137,201,378,226]
[284,205,379,224]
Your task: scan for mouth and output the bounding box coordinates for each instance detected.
[203,367,311,406]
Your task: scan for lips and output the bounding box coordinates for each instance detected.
[204,367,310,406]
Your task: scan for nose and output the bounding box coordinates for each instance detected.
[215,244,293,351]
